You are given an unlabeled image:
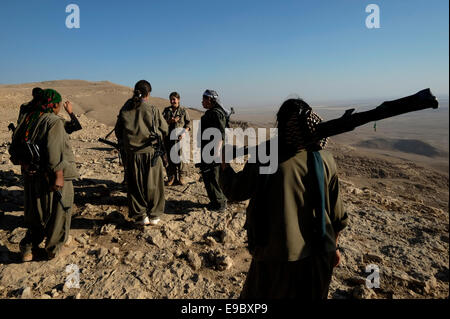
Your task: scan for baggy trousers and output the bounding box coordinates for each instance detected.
[20,174,74,256]
[201,165,227,206]
[126,151,165,221]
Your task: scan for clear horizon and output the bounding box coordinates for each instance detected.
[0,0,448,110]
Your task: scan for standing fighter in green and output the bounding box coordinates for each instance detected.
[163,92,191,186]
[10,89,79,261]
[220,98,348,299]
[115,80,168,226]
[199,90,230,212]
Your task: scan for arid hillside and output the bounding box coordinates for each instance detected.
[0,81,448,300]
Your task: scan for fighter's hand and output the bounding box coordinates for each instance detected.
[64,101,73,114]
[220,148,229,171]
[174,116,180,122]
[333,249,342,268]
[51,170,64,192]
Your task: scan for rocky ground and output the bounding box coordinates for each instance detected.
[0,112,448,300]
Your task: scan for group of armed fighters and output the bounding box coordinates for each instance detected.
[7,78,437,299]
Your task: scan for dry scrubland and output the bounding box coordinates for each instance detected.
[0,81,448,299]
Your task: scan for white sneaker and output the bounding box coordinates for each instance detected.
[136,216,160,226]
[148,217,160,225]
[136,217,150,226]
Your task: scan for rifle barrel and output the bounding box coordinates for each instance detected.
[315,88,439,140]
[98,138,119,149]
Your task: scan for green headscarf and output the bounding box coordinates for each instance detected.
[42,89,62,107]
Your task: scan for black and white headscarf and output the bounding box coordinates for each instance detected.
[277,99,328,153]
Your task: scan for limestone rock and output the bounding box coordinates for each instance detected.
[100,223,116,235]
[352,285,377,299]
[187,251,202,271]
[9,227,26,244]
[21,287,32,299]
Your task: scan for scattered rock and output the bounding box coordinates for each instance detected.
[124,251,143,265]
[51,289,59,298]
[218,229,236,244]
[207,249,233,271]
[97,247,108,260]
[111,247,120,255]
[351,187,364,195]
[146,230,165,248]
[423,277,437,295]
[100,224,116,235]
[352,285,377,299]
[216,255,233,271]
[174,248,183,258]
[8,227,26,244]
[21,287,32,299]
[346,276,366,286]
[181,237,192,247]
[62,282,71,293]
[363,253,383,264]
[205,236,217,247]
[191,273,202,283]
[187,251,202,271]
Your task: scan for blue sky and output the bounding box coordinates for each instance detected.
[0,0,448,109]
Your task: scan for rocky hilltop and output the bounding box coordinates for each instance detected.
[0,82,448,299]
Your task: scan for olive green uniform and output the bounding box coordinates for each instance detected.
[200,106,228,207]
[162,105,191,180]
[116,100,168,221]
[219,150,348,299]
[19,114,79,257]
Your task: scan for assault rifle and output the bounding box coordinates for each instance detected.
[98,128,119,149]
[98,129,167,167]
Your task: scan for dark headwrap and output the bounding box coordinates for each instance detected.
[23,89,62,141]
[277,98,328,155]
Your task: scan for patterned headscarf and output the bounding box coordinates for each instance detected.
[23,89,62,141]
[203,89,231,116]
[277,99,328,154]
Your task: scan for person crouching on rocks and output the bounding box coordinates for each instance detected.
[115,80,168,227]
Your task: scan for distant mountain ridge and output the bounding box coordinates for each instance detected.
[355,138,447,158]
[0,80,205,126]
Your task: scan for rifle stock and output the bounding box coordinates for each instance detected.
[98,138,119,149]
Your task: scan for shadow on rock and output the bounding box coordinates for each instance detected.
[71,210,135,231]
[164,200,205,215]
[0,170,25,213]
[0,213,23,231]
[0,169,22,187]
[73,178,125,206]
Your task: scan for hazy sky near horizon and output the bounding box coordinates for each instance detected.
[0,0,448,109]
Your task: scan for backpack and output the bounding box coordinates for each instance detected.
[8,118,42,170]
